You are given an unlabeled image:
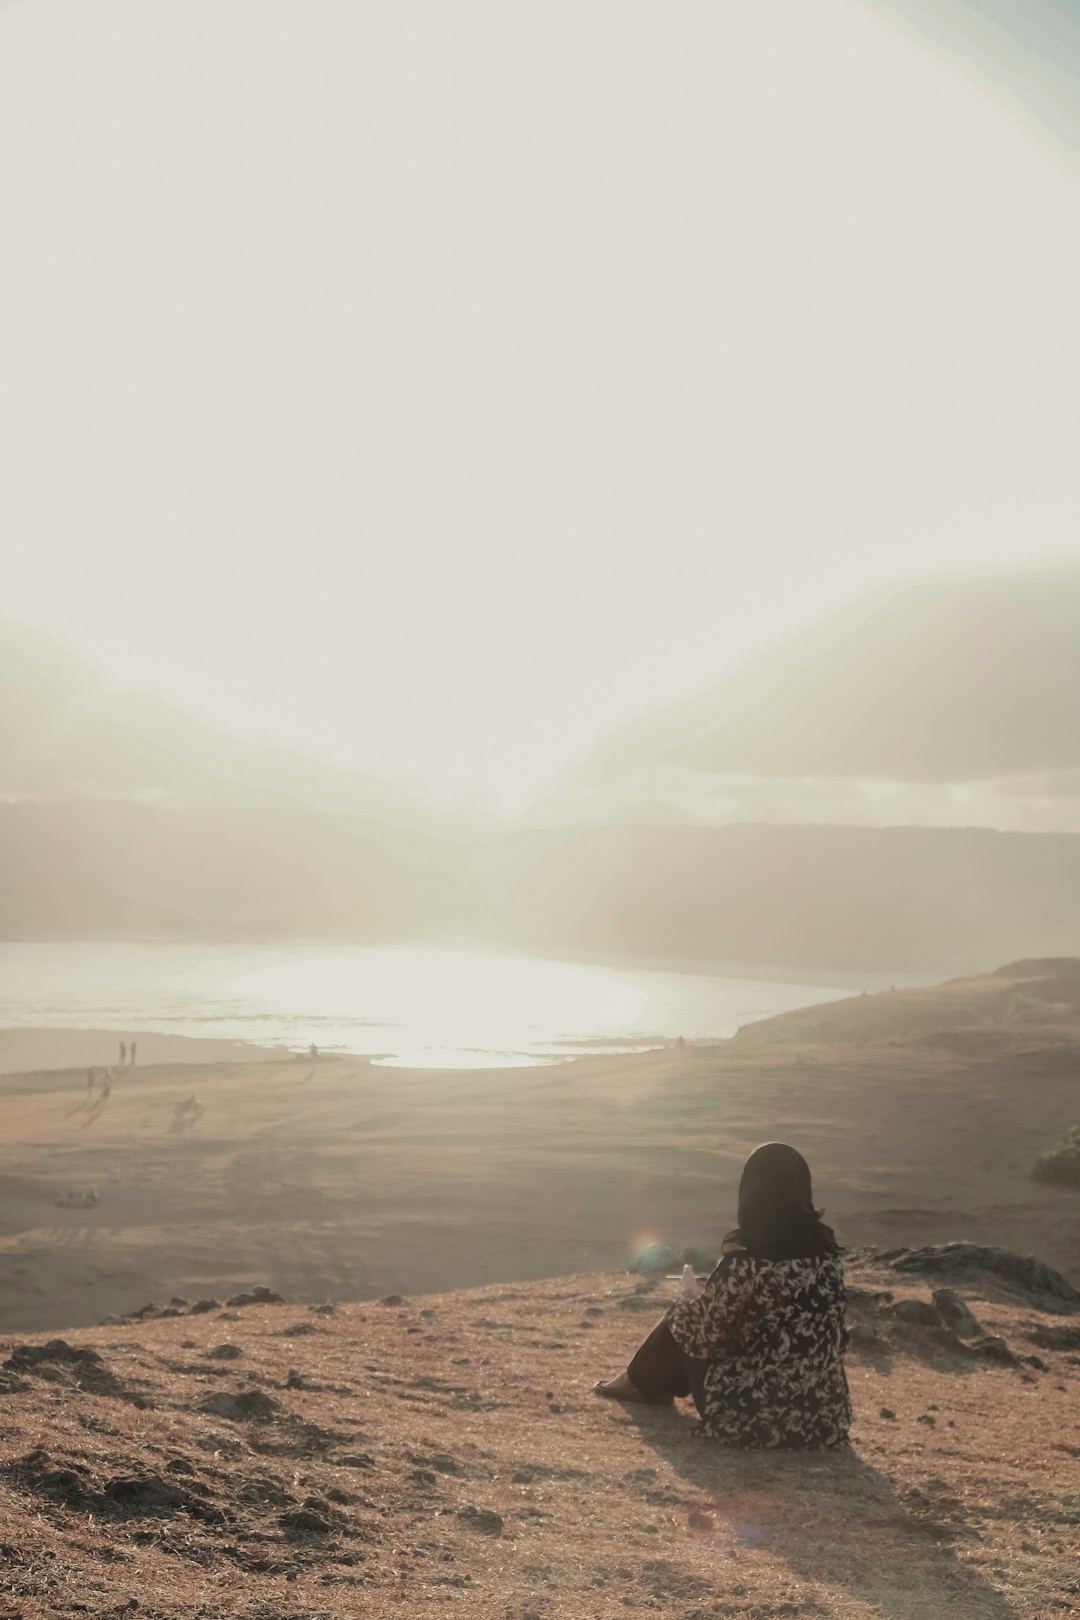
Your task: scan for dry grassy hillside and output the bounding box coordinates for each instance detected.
[0,1260,1077,1619]
[2,973,1079,1332]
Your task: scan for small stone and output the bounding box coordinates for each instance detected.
[970,1335,1017,1365]
[891,1299,940,1328]
[104,1474,187,1511]
[281,1503,334,1533]
[198,1389,282,1422]
[879,1407,897,1421]
[380,1294,405,1307]
[189,1299,220,1315]
[458,1504,503,1536]
[206,1344,242,1361]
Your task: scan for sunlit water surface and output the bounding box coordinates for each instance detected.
[0,941,884,1067]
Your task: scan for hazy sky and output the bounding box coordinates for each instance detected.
[3,0,1079,812]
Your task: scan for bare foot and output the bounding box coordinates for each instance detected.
[593,1371,672,1405]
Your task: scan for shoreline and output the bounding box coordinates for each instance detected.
[0,932,940,990]
[0,1026,288,1074]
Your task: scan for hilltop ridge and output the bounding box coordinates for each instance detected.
[0,1261,1076,1618]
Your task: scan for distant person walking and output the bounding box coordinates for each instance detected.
[118,1040,127,1066]
[130,1040,137,1065]
[309,1043,319,1062]
[100,1075,111,1100]
[86,1068,95,1096]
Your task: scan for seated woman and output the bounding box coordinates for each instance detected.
[595,1142,851,1449]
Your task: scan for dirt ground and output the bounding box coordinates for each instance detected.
[1,993,1079,1332]
[0,1261,1076,1619]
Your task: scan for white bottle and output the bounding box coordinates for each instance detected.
[679,1263,702,1300]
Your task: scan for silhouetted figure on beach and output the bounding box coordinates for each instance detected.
[119,1041,127,1066]
[309,1043,319,1062]
[595,1143,850,1448]
[86,1068,95,1096]
[100,1075,111,1101]
[130,1040,137,1065]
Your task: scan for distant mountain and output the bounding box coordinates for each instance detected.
[0,799,471,941]
[0,621,436,825]
[864,0,1080,173]
[563,562,1080,831]
[3,804,1080,974]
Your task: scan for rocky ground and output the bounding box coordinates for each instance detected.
[0,1250,1077,1619]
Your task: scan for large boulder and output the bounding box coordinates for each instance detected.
[628,1243,679,1276]
[885,1244,1080,1313]
[932,1288,982,1337]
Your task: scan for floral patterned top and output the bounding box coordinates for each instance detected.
[666,1248,851,1448]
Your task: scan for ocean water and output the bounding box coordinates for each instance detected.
[0,940,870,1068]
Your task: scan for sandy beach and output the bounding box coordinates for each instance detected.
[3,972,1079,1333]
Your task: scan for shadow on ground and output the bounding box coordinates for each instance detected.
[625,1403,1017,1620]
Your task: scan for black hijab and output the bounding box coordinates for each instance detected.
[724,1142,839,1261]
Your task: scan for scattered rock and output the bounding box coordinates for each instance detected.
[226,1287,285,1308]
[848,1323,883,1350]
[879,1407,897,1421]
[970,1335,1017,1366]
[281,1496,344,1534]
[40,1468,92,1505]
[286,1369,305,1389]
[310,1303,336,1316]
[198,1389,282,1422]
[887,1244,1080,1312]
[0,1371,29,1395]
[206,1344,243,1361]
[335,1453,375,1470]
[282,1322,318,1337]
[380,1294,406,1307]
[237,1476,296,1508]
[104,1474,188,1512]
[4,1340,104,1373]
[189,1299,221,1315]
[458,1504,503,1536]
[932,1288,982,1336]
[891,1299,941,1328]
[916,1414,936,1427]
[410,1452,464,1477]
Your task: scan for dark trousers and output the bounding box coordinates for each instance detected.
[627,1316,710,1413]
